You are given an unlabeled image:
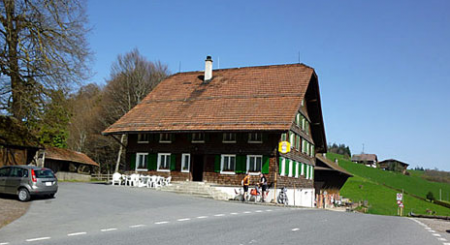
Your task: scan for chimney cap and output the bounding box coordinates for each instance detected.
[205,56,213,61]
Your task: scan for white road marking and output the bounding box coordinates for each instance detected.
[177,218,191,222]
[292,228,300,231]
[433,234,441,237]
[438,238,447,241]
[255,210,263,213]
[155,221,169,225]
[101,228,117,232]
[243,211,251,214]
[0,243,9,245]
[197,216,208,219]
[67,232,87,236]
[443,243,450,245]
[26,237,51,242]
[266,209,272,212]
[428,229,436,232]
[129,224,146,228]
[214,214,225,217]
[425,227,432,230]
[230,212,238,215]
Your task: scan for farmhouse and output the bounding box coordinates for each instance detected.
[103,57,327,207]
[351,154,378,168]
[378,159,409,175]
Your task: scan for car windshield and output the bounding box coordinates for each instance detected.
[35,169,55,178]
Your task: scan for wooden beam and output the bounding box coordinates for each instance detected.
[109,134,127,148]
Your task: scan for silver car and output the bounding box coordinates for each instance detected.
[0,165,58,202]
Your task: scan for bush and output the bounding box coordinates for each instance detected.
[426,191,435,201]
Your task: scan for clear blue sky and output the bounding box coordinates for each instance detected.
[87,0,450,171]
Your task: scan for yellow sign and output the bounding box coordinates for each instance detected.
[278,141,291,154]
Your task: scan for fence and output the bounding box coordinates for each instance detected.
[91,173,113,182]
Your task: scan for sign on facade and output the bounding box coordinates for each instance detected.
[278,141,291,154]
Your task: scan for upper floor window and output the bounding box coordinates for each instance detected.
[295,135,300,150]
[221,154,236,173]
[289,131,295,149]
[281,133,287,141]
[223,133,236,143]
[137,134,150,143]
[247,155,262,173]
[192,133,205,143]
[248,133,262,143]
[159,133,171,143]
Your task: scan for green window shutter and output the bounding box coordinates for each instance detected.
[130,153,136,171]
[293,161,297,177]
[285,159,290,176]
[148,153,157,170]
[262,156,270,174]
[214,155,221,173]
[170,154,176,171]
[236,155,246,173]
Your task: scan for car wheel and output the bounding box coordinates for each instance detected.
[18,188,30,202]
[49,193,55,198]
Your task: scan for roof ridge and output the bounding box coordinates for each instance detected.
[171,63,314,76]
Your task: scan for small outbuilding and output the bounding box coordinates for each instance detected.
[378,159,409,175]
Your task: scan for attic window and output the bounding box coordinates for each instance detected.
[159,133,171,143]
[138,134,150,143]
[192,133,205,143]
[223,133,236,143]
[248,133,262,143]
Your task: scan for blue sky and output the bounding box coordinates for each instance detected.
[87,0,450,170]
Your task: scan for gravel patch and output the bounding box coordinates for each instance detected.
[0,194,30,229]
[416,217,450,233]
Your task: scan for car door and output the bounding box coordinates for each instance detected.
[0,167,11,193]
[5,167,24,194]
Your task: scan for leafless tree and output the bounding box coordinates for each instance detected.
[0,0,91,121]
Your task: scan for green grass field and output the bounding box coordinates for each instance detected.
[326,153,450,216]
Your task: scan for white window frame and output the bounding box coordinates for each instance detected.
[310,166,314,180]
[289,132,295,149]
[246,155,263,174]
[296,113,300,127]
[159,133,171,143]
[220,154,236,174]
[302,117,306,131]
[191,133,205,143]
[181,153,190,173]
[157,153,171,172]
[136,153,148,171]
[223,133,236,143]
[248,133,262,143]
[305,165,309,179]
[288,159,293,177]
[295,161,299,178]
[280,157,286,176]
[137,134,149,144]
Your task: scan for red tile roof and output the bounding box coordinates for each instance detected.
[45,147,99,167]
[103,64,315,134]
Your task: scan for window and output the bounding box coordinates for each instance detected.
[10,167,27,178]
[296,113,300,127]
[310,145,315,157]
[305,165,310,179]
[289,131,295,148]
[305,121,310,135]
[300,162,304,176]
[223,133,236,143]
[137,134,150,143]
[136,153,148,171]
[288,159,293,177]
[221,155,236,173]
[295,135,300,150]
[247,155,262,173]
[280,157,286,176]
[248,133,262,143]
[192,133,205,143]
[295,162,299,178]
[159,133,171,143]
[301,116,306,131]
[157,153,171,172]
[281,133,287,141]
[310,166,314,180]
[181,154,190,172]
[0,167,11,177]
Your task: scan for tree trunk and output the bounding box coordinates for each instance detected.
[114,134,125,173]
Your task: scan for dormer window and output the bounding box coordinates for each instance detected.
[223,133,236,143]
[248,133,262,143]
[137,134,150,143]
[159,133,171,143]
[192,133,205,143]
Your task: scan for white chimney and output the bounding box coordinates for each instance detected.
[204,56,213,82]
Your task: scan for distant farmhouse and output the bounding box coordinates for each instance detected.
[351,154,378,168]
[103,57,336,207]
[378,159,409,175]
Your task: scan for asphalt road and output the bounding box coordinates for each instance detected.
[0,183,447,245]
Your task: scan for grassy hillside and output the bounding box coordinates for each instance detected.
[326,153,450,216]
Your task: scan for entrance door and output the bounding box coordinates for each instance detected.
[192,155,204,182]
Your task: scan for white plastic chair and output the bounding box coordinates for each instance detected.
[163,176,172,186]
[153,176,162,188]
[111,173,122,186]
[127,174,140,187]
[137,175,149,188]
